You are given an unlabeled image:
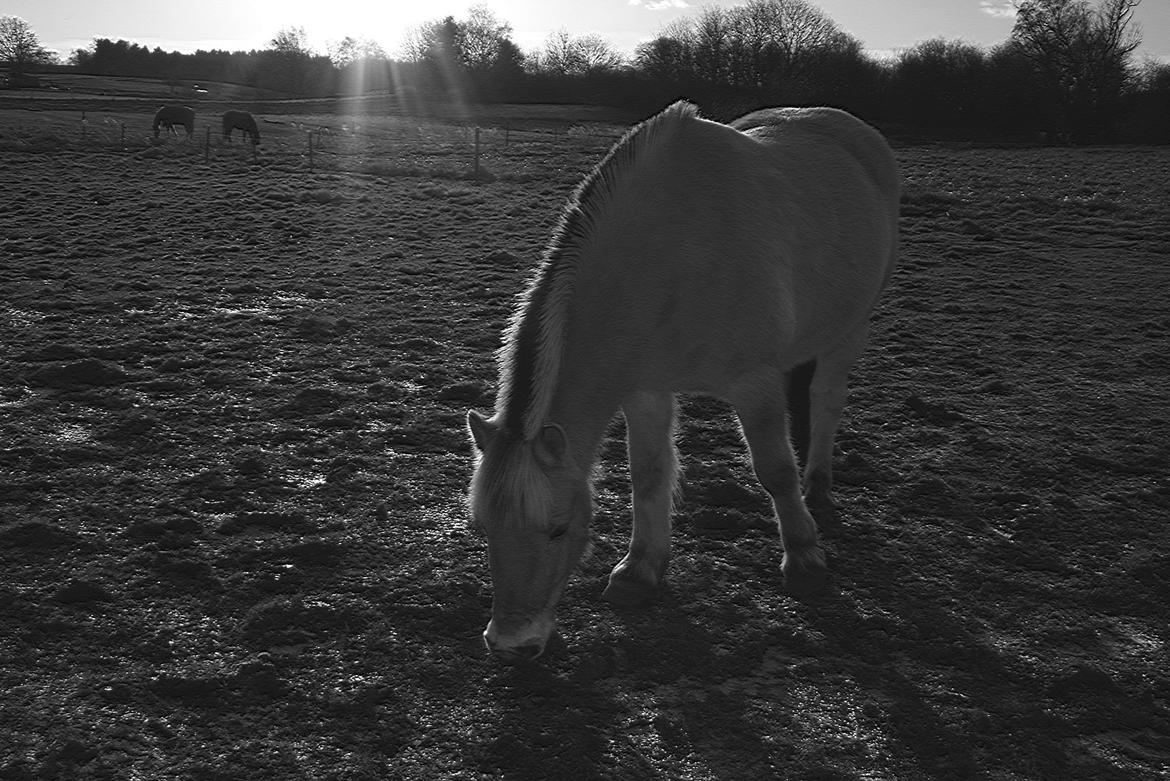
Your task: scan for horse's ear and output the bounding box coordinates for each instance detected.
[467,410,498,451]
[533,423,568,469]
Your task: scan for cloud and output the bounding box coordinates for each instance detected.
[629,0,691,10]
[979,1,1018,19]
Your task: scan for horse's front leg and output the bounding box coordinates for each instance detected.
[604,390,677,607]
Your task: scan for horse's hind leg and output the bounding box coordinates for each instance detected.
[804,325,869,513]
[734,388,828,597]
[604,390,677,607]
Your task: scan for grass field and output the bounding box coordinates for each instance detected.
[1,92,1168,779]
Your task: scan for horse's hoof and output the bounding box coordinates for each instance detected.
[782,554,830,598]
[603,576,658,608]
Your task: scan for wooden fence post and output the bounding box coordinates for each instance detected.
[474,126,480,179]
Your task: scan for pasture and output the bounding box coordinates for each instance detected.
[0,100,1168,779]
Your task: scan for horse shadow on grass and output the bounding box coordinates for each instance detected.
[476,652,618,779]
[568,564,1011,778]
[608,579,993,778]
[472,581,738,779]
[480,586,783,779]
[790,537,1116,780]
[469,524,1125,779]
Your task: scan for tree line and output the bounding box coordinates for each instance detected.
[4,0,1168,143]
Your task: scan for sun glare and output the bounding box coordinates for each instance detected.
[253,3,416,56]
[251,1,540,57]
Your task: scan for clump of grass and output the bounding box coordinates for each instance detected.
[0,131,69,154]
[900,185,966,216]
[297,189,347,205]
[262,184,298,203]
[567,123,622,139]
[358,160,423,179]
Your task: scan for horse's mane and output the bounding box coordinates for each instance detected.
[496,100,700,440]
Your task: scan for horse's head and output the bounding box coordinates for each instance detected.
[467,411,592,662]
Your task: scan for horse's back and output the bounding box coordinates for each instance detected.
[223,110,253,125]
[682,107,898,303]
[155,105,191,120]
[581,105,900,389]
[154,105,194,132]
[645,106,898,258]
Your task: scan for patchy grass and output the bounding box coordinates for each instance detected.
[0,123,1167,780]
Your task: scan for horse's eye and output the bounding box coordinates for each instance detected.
[549,523,569,541]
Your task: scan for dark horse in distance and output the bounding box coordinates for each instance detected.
[222,110,261,145]
[153,105,195,139]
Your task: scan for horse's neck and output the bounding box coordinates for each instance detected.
[537,158,685,466]
[544,286,641,469]
[547,372,623,471]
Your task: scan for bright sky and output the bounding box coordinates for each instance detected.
[10,0,1170,64]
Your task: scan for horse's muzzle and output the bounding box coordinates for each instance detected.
[483,615,554,662]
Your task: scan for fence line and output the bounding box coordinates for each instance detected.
[0,109,626,180]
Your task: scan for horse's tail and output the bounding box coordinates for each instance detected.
[786,359,817,467]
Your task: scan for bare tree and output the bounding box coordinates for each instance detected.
[536,29,624,76]
[893,39,989,126]
[458,4,513,71]
[328,36,386,68]
[729,0,856,94]
[636,0,859,100]
[634,35,692,82]
[689,7,735,84]
[575,34,624,73]
[400,6,514,71]
[0,15,52,74]
[269,26,313,56]
[1010,0,1142,139]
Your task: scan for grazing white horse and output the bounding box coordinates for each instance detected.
[467,100,900,662]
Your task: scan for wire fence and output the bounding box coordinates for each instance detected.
[0,106,629,182]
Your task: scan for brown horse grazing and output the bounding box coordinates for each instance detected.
[222,110,260,145]
[153,105,195,138]
[467,101,901,662]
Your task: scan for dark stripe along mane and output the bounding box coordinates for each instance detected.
[496,101,699,440]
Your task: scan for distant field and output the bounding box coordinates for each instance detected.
[0,99,634,185]
[2,71,291,103]
[0,70,641,182]
[1,70,644,129]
